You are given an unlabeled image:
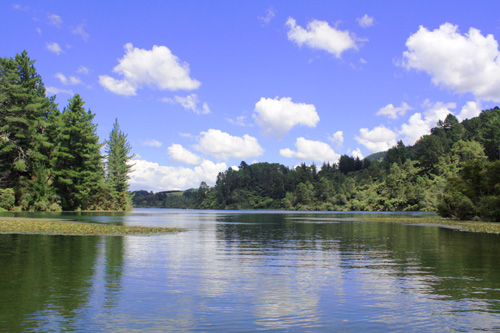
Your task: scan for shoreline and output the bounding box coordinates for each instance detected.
[357,216,500,234]
[0,218,185,236]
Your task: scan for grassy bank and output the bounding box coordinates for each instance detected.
[0,218,185,236]
[359,216,500,234]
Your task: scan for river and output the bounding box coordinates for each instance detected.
[1,209,500,331]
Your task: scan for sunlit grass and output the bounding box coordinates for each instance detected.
[358,216,500,234]
[0,218,185,236]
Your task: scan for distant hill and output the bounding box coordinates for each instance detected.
[364,151,386,162]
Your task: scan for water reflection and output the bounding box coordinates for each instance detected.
[1,209,500,331]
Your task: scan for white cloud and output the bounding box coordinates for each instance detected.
[357,14,374,28]
[77,66,90,75]
[457,101,481,121]
[168,144,202,165]
[280,137,340,163]
[143,139,163,147]
[54,73,82,85]
[99,43,200,96]
[376,102,412,119]
[351,148,364,160]
[328,131,344,149]
[195,129,264,160]
[163,94,210,115]
[129,159,227,191]
[399,101,454,145]
[286,17,358,58]
[355,125,398,153]
[36,27,42,35]
[45,86,73,95]
[254,97,319,140]
[48,14,62,27]
[403,23,500,102]
[46,42,63,55]
[259,7,276,25]
[72,24,89,41]
[99,76,136,96]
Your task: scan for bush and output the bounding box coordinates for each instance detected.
[0,188,15,210]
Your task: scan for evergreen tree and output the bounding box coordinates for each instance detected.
[52,94,104,210]
[105,119,133,210]
[0,51,56,207]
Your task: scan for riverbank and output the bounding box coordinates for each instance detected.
[0,218,185,236]
[359,216,500,234]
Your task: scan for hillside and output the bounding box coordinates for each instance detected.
[131,108,500,221]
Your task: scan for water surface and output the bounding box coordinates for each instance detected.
[1,209,500,331]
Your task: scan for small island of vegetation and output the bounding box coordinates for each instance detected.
[0,218,184,236]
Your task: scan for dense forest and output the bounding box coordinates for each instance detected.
[132,109,500,221]
[0,51,133,212]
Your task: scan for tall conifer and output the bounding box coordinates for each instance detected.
[52,94,104,210]
[0,51,57,208]
[105,119,133,210]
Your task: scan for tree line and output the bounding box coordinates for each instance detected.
[133,109,500,222]
[0,51,133,211]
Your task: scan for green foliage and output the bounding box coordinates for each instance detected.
[0,51,56,203]
[179,107,500,220]
[0,188,15,210]
[0,51,135,211]
[437,160,500,221]
[51,94,104,210]
[105,119,133,210]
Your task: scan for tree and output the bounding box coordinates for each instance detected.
[52,94,104,210]
[0,51,57,207]
[105,119,133,210]
[385,140,409,167]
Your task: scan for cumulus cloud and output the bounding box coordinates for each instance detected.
[399,101,455,145]
[355,125,398,153]
[286,17,358,58]
[280,137,340,163]
[168,144,202,165]
[99,43,200,96]
[163,94,210,114]
[54,73,82,85]
[195,129,264,160]
[457,101,481,121]
[402,23,500,102]
[357,14,374,28]
[328,131,344,149]
[46,42,63,55]
[377,102,412,119]
[253,97,319,140]
[129,159,227,191]
[351,148,364,160]
[45,86,73,95]
[143,139,163,147]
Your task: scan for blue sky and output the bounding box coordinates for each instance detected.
[3,1,500,191]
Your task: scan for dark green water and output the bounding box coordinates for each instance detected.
[1,209,500,331]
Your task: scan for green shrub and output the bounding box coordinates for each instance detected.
[0,188,15,210]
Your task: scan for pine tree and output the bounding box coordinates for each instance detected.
[52,94,104,210]
[0,51,57,208]
[105,119,133,210]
